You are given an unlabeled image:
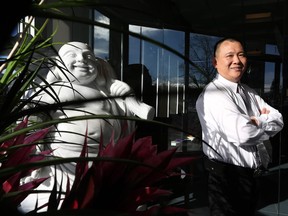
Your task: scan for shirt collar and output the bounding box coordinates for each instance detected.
[216,74,238,93]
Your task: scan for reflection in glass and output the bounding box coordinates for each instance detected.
[129,25,185,117]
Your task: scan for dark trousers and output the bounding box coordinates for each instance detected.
[204,158,260,216]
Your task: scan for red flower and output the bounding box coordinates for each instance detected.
[60,131,197,216]
[0,117,51,205]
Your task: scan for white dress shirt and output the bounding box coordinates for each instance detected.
[196,74,284,169]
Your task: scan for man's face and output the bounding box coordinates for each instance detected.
[58,42,98,85]
[213,40,247,83]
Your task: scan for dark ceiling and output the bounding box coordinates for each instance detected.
[98,0,287,54]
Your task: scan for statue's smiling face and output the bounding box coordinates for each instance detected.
[58,42,98,85]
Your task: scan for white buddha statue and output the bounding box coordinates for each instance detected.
[19,41,155,213]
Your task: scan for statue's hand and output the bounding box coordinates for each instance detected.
[109,79,155,120]
[110,79,133,96]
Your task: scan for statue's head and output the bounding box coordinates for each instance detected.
[47,41,117,87]
[56,41,98,85]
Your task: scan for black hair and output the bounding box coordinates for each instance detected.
[213,37,246,57]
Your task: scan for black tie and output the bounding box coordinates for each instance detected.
[237,83,253,115]
[237,83,270,169]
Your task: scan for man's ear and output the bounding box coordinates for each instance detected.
[212,57,217,68]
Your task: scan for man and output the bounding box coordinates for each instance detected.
[196,37,284,216]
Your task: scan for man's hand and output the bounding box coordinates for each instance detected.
[260,108,270,114]
[250,107,270,126]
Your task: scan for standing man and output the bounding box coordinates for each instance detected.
[196,37,284,216]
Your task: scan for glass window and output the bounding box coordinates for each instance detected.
[265,44,280,55]
[263,44,282,105]
[93,11,110,59]
[264,62,275,93]
[189,33,220,86]
[127,27,222,151]
[128,25,185,117]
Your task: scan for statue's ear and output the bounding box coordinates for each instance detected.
[46,56,63,83]
[95,57,117,87]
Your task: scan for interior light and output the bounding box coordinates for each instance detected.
[245,12,271,20]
